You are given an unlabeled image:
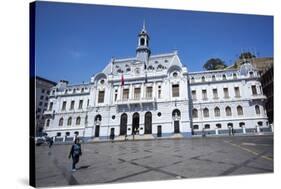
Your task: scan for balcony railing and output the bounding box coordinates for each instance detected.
[116,97,155,105]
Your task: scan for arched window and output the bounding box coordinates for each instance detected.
[140,38,145,46]
[59,117,63,126]
[56,132,61,137]
[216,123,222,128]
[201,76,205,82]
[95,114,102,121]
[212,75,216,81]
[204,124,210,129]
[192,109,198,118]
[76,117,81,125]
[193,125,199,130]
[214,107,220,117]
[203,108,209,117]
[233,73,237,79]
[222,74,227,80]
[249,71,254,77]
[172,109,181,118]
[65,132,70,136]
[46,119,50,127]
[67,117,72,126]
[226,106,232,116]
[237,106,243,115]
[255,105,260,114]
[239,122,245,127]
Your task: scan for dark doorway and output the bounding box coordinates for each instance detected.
[110,128,115,140]
[95,125,100,137]
[157,125,162,137]
[174,121,180,133]
[120,113,127,135]
[144,112,152,134]
[132,112,140,134]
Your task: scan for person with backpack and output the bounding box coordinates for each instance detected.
[68,138,82,172]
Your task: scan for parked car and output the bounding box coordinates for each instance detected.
[35,137,46,146]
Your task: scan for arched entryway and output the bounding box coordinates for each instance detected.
[120,113,127,135]
[132,112,140,135]
[94,114,102,137]
[144,112,152,134]
[172,109,181,133]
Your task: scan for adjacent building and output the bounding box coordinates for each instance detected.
[35,76,56,136]
[43,24,270,141]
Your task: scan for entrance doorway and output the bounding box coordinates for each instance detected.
[157,125,162,137]
[95,125,100,137]
[174,121,180,133]
[144,112,152,134]
[120,113,127,135]
[172,109,181,133]
[132,112,140,135]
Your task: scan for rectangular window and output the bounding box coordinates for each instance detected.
[98,91,105,103]
[62,101,66,110]
[78,100,83,109]
[172,84,179,97]
[134,88,141,100]
[192,90,196,100]
[158,86,161,99]
[40,95,44,100]
[44,102,48,107]
[70,100,75,110]
[202,89,207,100]
[39,101,43,106]
[123,89,129,100]
[146,87,153,98]
[213,89,218,99]
[49,102,53,111]
[41,89,45,93]
[234,87,240,97]
[223,88,229,98]
[252,85,257,95]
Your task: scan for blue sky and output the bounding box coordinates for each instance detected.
[35,1,273,84]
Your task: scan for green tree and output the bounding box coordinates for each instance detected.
[203,58,227,70]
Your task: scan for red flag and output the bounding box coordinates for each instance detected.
[121,74,124,86]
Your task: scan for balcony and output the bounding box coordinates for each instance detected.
[116,97,156,106]
[250,94,267,101]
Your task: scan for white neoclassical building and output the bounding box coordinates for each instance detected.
[43,24,269,142]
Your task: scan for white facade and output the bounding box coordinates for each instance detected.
[43,25,269,141]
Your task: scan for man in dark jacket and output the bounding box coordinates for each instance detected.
[68,138,82,171]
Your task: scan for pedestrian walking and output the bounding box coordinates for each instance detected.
[110,132,115,143]
[68,138,82,172]
[231,127,235,136]
[202,128,206,137]
[46,137,53,148]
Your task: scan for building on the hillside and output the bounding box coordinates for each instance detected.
[43,24,270,142]
[36,76,56,136]
[260,65,273,124]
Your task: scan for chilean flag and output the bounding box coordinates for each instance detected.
[121,74,124,86]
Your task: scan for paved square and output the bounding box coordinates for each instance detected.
[35,135,273,187]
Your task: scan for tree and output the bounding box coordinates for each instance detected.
[239,52,256,59]
[203,58,227,70]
